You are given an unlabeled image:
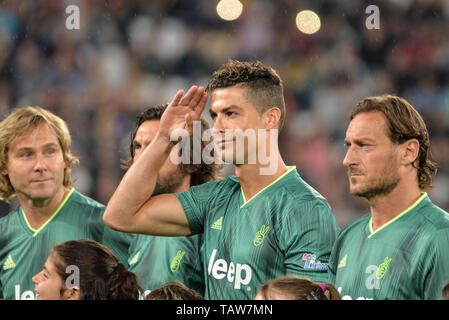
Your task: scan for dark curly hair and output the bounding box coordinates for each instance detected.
[206,60,286,130]
[122,104,222,186]
[350,94,438,190]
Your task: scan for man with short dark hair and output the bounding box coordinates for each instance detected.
[329,94,449,300]
[104,60,339,299]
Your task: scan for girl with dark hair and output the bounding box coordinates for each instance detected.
[254,276,341,300]
[32,239,141,300]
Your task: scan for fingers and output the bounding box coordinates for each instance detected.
[169,85,207,117]
[194,91,208,117]
[178,86,198,106]
[185,86,205,108]
[169,89,185,108]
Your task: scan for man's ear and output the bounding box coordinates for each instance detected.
[262,107,281,130]
[400,138,420,166]
[63,286,81,300]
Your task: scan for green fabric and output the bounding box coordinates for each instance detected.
[329,194,449,300]
[176,167,340,299]
[128,233,205,297]
[0,189,134,300]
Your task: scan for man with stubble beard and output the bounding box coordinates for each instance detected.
[329,95,449,300]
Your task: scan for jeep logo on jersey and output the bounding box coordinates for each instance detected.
[207,249,252,290]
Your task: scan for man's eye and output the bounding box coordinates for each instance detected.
[135,144,141,150]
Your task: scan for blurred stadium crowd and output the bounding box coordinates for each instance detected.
[0,0,448,227]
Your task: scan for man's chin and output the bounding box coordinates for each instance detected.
[350,187,387,201]
[350,178,399,200]
[20,189,54,203]
[349,185,369,198]
[151,187,165,196]
[23,191,50,200]
[152,181,181,196]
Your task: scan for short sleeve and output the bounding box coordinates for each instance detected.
[102,224,136,267]
[278,199,340,282]
[327,238,342,284]
[175,180,222,235]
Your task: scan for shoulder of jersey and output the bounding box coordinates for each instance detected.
[338,213,371,238]
[70,190,106,211]
[0,208,20,226]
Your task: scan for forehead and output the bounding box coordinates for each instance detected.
[45,252,60,274]
[346,112,390,141]
[210,86,255,112]
[135,120,160,140]
[9,123,60,150]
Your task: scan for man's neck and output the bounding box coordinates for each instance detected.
[236,155,288,202]
[369,182,422,232]
[19,187,70,230]
[174,175,192,194]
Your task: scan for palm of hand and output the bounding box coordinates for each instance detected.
[159,86,208,141]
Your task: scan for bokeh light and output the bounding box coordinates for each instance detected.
[216,0,243,21]
[296,10,321,34]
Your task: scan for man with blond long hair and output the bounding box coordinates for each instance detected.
[0,106,133,300]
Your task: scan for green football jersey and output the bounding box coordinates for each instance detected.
[128,233,205,297]
[329,193,449,300]
[176,166,340,300]
[0,189,134,300]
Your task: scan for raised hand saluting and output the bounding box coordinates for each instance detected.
[158,86,208,144]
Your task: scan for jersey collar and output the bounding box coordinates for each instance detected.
[367,192,428,239]
[20,188,75,237]
[240,166,296,209]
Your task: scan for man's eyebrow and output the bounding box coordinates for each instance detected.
[133,139,152,147]
[15,142,59,152]
[43,143,60,149]
[210,105,244,115]
[345,137,376,145]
